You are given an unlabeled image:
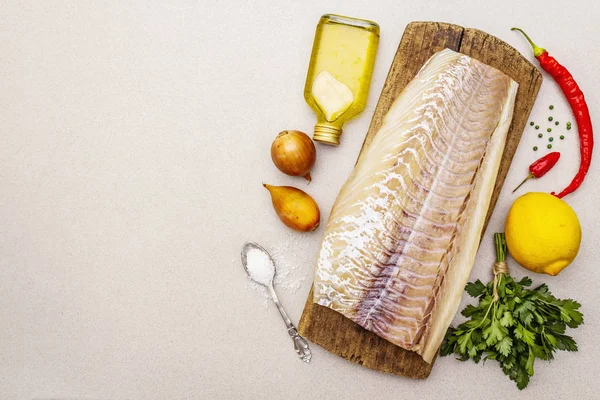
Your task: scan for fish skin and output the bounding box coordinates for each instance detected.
[313,49,518,363]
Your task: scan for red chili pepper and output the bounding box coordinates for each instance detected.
[512,28,593,199]
[512,152,561,193]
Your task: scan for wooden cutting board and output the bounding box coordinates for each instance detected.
[297,22,543,379]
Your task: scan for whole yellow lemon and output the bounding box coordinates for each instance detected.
[505,192,581,276]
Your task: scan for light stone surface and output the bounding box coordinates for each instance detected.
[1,1,598,399]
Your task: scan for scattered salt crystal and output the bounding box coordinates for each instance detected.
[246,248,275,286]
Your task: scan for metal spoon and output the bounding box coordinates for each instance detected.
[241,241,312,363]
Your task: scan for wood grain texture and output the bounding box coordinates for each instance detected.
[298,22,543,379]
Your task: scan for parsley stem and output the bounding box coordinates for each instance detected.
[495,233,507,262]
[493,233,509,301]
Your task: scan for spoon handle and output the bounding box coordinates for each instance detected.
[268,284,312,363]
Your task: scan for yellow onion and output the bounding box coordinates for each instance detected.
[263,184,320,232]
[270,130,316,182]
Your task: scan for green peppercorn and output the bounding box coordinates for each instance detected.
[533,146,538,151]
[555,121,559,125]
[549,137,554,142]
[535,125,540,129]
[548,116,553,121]
[549,105,554,110]
[547,144,552,149]
[530,121,534,126]
[560,135,565,140]
[567,125,572,130]
[547,128,552,132]
[538,133,543,138]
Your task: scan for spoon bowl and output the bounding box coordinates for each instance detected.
[241,241,276,286]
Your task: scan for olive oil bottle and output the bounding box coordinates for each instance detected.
[304,14,379,146]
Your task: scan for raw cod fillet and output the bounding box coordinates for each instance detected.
[313,49,518,363]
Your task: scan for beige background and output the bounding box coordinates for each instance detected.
[1,0,599,399]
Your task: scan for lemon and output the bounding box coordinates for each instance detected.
[505,192,581,276]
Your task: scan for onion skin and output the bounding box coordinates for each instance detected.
[263,184,320,232]
[271,130,316,182]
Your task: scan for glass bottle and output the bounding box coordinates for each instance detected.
[304,14,380,146]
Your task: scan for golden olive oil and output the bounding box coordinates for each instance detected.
[304,14,379,146]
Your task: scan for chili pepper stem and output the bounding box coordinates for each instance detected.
[511,27,547,57]
[512,173,535,193]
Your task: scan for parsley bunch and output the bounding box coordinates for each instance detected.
[440,233,583,389]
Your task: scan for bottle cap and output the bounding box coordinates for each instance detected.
[313,123,342,146]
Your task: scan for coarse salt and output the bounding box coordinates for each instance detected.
[246,248,275,286]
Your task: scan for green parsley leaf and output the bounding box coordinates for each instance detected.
[514,300,535,325]
[465,280,487,297]
[554,332,578,352]
[496,336,513,357]
[457,331,472,354]
[440,328,457,356]
[515,361,531,390]
[542,331,557,347]
[484,320,507,346]
[525,347,535,376]
[557,299,584,328]
[532,283,549,295]
[461,304,481,317]
[515,324,536,346]
[500,311,514,327]
[518,276,533,287]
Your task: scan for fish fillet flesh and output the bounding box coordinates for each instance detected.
[313,49,518,363]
